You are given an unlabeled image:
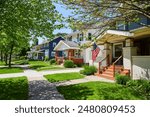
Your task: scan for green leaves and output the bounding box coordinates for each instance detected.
[59,0,150,30]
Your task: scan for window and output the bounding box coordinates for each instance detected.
[116,21,126,30]
[77,34,80,42]
[114,44,123,58]
[53,42,57,47]
[68,36,72,41]
[80,33,84,41]
[51,51,56,57]
[88,33,92,40]
[45,49,49,57]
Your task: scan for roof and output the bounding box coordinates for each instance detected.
[96,30,134,43]
[54,40,80,51]
[63,41,79,48]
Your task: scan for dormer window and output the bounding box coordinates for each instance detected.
[68,36,72,41]
[80,33,84,41]
[88,33,92,40]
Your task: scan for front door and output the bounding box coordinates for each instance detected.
[113,43,123,65]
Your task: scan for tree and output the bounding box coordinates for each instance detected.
[58,0,150,30]
[0,0,63,67]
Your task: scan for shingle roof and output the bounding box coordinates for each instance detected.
[63,41,79,48]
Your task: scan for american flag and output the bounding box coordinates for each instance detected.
[92,43,100,61]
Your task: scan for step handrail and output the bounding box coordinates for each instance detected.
[112,55,123,77]
[98,54,109,74]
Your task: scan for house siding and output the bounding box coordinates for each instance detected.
[116,15,150,31]
[49,37,64,59]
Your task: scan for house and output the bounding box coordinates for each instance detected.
[91,15,150,80]
[27,37,64,60]
[54,29,100,64]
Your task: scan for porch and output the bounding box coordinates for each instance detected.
[54,41,84,65]
[95,27,150,80]
[27,51,44,60]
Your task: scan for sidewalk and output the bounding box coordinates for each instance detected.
[55,75,115,86]
[0,68,83,80]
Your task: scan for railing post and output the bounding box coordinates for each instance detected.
[113,63,115,77]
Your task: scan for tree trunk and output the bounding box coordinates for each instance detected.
[4,53,8,65]
[8,45,14,68]
[0,50,3,62]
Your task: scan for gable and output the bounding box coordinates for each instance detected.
[54,42,70,51]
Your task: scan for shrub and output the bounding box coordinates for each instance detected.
[50,59,56,65]
[80,65,97,75]
[75,63,84,67]
[44,56,49,61]
[115,74,131,85]
[19,56,27,60]
[0,77,28,100]
[64,60,75,68]
[127,79,150,99]
[14,60,29,65]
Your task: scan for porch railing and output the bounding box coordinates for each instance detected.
[112,55,123,77]
[98,54,110,74]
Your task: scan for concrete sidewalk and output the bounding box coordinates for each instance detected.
[55,75,115,87]
[0,68,83,80]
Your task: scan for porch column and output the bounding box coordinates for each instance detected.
[102,42,111,66]
[55,51,58,61]
[123,39,137,75]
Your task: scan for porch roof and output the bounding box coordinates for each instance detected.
[96,27,150,43]
[96,30,134,43]
[54,40,80,51]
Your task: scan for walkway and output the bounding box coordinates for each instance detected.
[55,75,115,86]
[28,80,64,100]
[0,67,83,79]
[0,65,114,100]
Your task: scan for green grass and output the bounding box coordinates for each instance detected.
[29,61,49,66]
[0,76,28,100]
[29,61,63,71]
[0,67,23,74]
[37,66,64,71]
[57,82,144,100]
[45,72,85,82]
[0,61,5,66]
[13,60,29,65]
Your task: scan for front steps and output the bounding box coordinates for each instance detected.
[95,65,130,80]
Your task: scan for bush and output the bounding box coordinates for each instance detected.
[44,56,49,61]
[75,63,84,67]
[0,77,28,100]
[50,59,56,65]
[80,65,97,75]
[20,56,27,60]
[14,60,29,65]
[115,74,131,85]
[127,79,150,99]
[64,60,75,68]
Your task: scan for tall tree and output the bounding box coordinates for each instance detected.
[58,0,150,30]
[0,0,63,67]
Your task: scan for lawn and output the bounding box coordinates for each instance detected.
[0,76,28,100]
[45,72,85,82]
[29,61,63,71]
[29,61,50,66]
[0,67,23,74]
[57,82,144,100]
[0,61,5,66]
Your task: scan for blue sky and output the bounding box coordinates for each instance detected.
[38,3,72,44]
[53,3,72,34]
